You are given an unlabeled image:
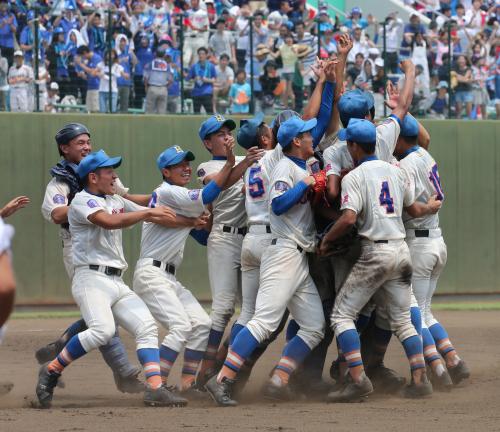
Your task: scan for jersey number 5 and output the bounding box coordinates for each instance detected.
[379,181,395,214]
[429,164,444,200]
[248,166,265,198]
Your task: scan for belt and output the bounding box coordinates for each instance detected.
[248,224,271,234]
[152,260,176,275]
[271,238,303,253]
[405,228,442,239]
[374,240,389,244]
[222,225,247,236]
[415,229,429,238]
[89,264,122,277]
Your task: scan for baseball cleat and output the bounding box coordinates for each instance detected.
[447,360,470,385]
[262,380,294,402]
[178,383,209,400]
[430,370,453,392]
[143,385,188,407]
[329,359,340,381]
[195,368,217,389]
[0,381,14,396]
[326,373,373,403]
[403,376,433,398]
[366,364,406,394]
[204,375,238,407]
[114,367,144,394]
[35,342,64,365]
[35,363,61,409]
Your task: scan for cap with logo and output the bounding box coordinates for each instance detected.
[338,118,376,144]
[157,145,195,170]
[400,115,419,138]
[198,114,236,140]
[77,150,122,179]
[277,117,317,148]
[237,112,265,150]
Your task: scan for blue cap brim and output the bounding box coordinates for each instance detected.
[338,128,348,141]
[300,118,317,133]
[163,150,195,168]
[98,156,122,170]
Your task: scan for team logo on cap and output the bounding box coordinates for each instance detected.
[174,145,183,153]
[214,114,225,122]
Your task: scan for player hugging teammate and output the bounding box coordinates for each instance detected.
[34,35,469,409]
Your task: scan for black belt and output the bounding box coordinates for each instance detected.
[89,264,122,277]
[414,230,429,238]
[265,225,271,233]
[152,260,176,275]
[374,240,388,244]
[271,238,303,253]
[222,225,247,236]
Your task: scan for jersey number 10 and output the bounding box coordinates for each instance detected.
[379,181,395,214]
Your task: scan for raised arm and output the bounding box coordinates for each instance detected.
[391,60,416,122]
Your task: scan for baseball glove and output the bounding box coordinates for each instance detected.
[310,170,329,207]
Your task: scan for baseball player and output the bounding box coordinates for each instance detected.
[322,60,422,391]
[319,119,442,402]
[37,123,150,394]
[36,150,188,409]
[396,115,470,386]
[8,50,33,112]
[195,114,265,385]
[205,116,326,406]
[133,141,261,397]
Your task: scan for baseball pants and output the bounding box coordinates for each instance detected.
[207,225,244,332]
[331,240,417,344]
[237,225,273,327]
[72,267,158,353]
[133,259,212,353]
[9,88,30,112]
[145,86,168,114]
[246,238,325,349]
[406,232,447,328]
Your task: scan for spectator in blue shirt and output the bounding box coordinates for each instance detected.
[75,45,102,112]
[133,32,154,109]
[115,34,136,113]
[53,5,82,39]
[186,46,216,113]
[0,0,17,65]
[229,69,251,113]
[404,14,426,37]
[343,7,369,30]
[19,11,45,65]
[85,12,106,57]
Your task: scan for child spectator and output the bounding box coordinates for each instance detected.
[98,49,128,113]
[259,59,281,114]
[428,81,449,119]
[229,69,251,113]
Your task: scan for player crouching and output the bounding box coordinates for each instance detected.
[35,150,187,408]
[319,119,442,401]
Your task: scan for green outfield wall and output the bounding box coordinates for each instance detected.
[0,113,498,303]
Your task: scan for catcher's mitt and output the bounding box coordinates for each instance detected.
[310,170,329,207]
[317,221,358,256]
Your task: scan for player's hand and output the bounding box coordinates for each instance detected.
[337,34,353,57]
[303,175,317,187]
[427,195,443,213]
[193,211,210,229]
[146,205,177,224]
[223,138,236,165]
[0,196,30,218]
[324,59,339,83]
[244,146,265,166]
[317,237,331,256]
[384,80,399,110]
[400,59,415,75]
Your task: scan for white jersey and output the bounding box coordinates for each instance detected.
[340,158,415,241]
[324,116,400,177]
[139,182,206,267]
[68,191,143,270]
[269,157,316,252]
[244,146,283,226]
[8,64,33,89]
[197,156,246,227]
[0,217,14,255]
[399,146,443,230]
[42,177,71,233]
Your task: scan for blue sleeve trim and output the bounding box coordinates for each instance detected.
[311,81,335,148]
[271,181,309,216]
[201,180,222,205]
[389,114,402,127]
[189,229,209,246]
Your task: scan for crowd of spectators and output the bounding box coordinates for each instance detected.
[0,0,499,118]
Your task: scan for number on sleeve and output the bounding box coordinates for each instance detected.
[379,181,395,213]
[429,164,444,200]
[148,191,157,208]
[248,166,265,198]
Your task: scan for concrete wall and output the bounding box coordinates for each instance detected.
[0,113,498,303]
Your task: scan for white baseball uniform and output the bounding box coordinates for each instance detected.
[400,146,446,329]
[245,157,325,349]
[0,217,14,344]
[331,158,418,345]
[133,182,212,353]
[197,156,246,332]
[8,63,33,112]
[68,191,158,353]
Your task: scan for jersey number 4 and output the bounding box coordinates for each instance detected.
[379,181,395,214]
[248,166,265,198]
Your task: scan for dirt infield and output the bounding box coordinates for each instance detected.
[0,311,499,432]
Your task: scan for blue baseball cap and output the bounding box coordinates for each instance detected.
[338,89,374,126]
[351,6,362,15]
[157,145,195,170]
[77,150,122,179]
[400,115,419,138]
[54,26,64,34]
[199,114,236,140]
[338,118,376,144]
[237,112,265,150]
[277,117,317,148]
